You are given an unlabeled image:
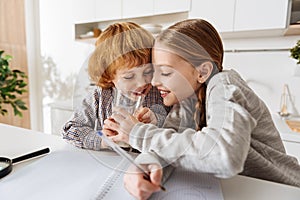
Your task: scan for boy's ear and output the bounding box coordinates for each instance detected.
[195,62,214,83]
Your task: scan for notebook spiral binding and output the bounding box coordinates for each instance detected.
[94,158,129,200]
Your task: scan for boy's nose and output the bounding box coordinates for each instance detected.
[136,78,147,88]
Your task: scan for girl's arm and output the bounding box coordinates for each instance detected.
[128,83,257,178]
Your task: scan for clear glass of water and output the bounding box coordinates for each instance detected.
[111,88,145,147]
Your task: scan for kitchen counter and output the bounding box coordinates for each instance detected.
[272,113,300,162]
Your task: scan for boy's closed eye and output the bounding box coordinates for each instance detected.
[143,68,154,76]
[122,73,134,80]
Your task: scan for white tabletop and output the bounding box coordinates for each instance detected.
[0,123,300,200]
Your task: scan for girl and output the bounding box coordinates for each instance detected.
[105,19,300,199]
[62,22,169,151]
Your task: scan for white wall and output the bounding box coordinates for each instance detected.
[223,36,300,116]
[37,1,300,134]
[39,0,95,133]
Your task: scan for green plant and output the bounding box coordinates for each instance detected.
[290,40,300,65]
[0,50,28,117]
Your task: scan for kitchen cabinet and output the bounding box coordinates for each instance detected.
[234,0,289,31]
[72,0,96,23]
[122,0,153,18]
[189,0,235,32]
[74,0,190,22]
[154,0,190,15]
[118,0,191,19]
[283,141,300,162]
[272,114,300,163]
[95,0,122,21]
[50,101,73,135]
[74,0,190,43]
[189,0,290,34]
[73,0,122,23]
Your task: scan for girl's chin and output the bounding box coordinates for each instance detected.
[163,97,178,107]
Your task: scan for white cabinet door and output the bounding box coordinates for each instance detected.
[122,0,154,18]
[283,141,300,163]
[95,0,122,21]
[189,0,235,32]
[72,0,96,23]
[154,0,190,15]
[234,0,289,31]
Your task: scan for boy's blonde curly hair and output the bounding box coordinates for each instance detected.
[88,22,154,89]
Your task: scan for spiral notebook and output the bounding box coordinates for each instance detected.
[0,149,223,200]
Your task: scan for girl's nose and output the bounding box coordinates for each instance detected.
[151,75,161,87]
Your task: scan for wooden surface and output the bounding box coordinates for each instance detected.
[286,120,300,133]
[0,0,30,128]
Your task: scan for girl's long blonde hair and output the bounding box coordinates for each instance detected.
[155,19,224,130]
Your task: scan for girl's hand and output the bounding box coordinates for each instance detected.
[135,107,157,125]
[124,164,162,200]
[104,107,139,144]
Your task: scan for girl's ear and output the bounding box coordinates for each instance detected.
[196,62,214,83]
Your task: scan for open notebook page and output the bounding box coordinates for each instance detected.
[0,148,223,200]
[150,167,224,200]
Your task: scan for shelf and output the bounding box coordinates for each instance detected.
[74,12,188,44]
[284,24,300,36]
[75,37,97,45]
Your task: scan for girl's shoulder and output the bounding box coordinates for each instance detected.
[208,69,245,88]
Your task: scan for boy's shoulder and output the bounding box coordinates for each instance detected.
[85,86,113,101]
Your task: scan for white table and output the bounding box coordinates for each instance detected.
[1,123,300,200]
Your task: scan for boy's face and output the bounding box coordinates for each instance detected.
[112,64,153,99]
[152,48,200,106]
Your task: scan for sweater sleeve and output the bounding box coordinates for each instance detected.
[135,152,175,184]
[62,88,106,150]
[143,86,169,127]
[129,83,257,178]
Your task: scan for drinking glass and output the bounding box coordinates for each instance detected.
[111,88,145,147]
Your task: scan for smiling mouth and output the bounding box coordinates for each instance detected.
[159,89,170,98]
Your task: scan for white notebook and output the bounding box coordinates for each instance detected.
[0,149,223,200]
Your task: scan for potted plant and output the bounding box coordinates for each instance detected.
[0,50,28,117]
[290,40,300,64]
[290,40,300,76]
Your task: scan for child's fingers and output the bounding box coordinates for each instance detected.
[110,133,128,144]
[148,164,163,186]
[124,165,160,200]
[103,118,121,132]
[136,108,151,121]
[135,107,149,118]
[102,128,117,136]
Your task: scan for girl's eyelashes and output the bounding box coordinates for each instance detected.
[158,66,173,77]
[161,72,172,77]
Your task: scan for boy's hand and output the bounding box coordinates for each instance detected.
[135,107,157,125]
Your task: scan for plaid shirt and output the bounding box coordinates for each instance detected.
[62,86,169,150]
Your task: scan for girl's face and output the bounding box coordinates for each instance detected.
[112,64,153,98]
[152,48,200,106]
